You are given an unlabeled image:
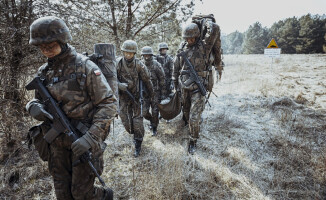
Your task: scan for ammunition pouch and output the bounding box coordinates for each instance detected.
[28,123,50,161]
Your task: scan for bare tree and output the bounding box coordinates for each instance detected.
[39,0,194,53]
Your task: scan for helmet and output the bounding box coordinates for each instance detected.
[158,42,169,51]
[182,23,200,39]
[141,46,154,55]
[121,40,138,53]
[29,16,72,45]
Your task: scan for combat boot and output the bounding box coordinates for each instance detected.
[134,139,142,157]
[152,126,157,136]
[188,140,197,155]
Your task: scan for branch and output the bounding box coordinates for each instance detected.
[69,1,113,29]
[133,0,180,36]
[131,0,143,15]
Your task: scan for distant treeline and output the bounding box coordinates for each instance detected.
[221,14,326,54]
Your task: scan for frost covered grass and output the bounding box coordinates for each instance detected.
[1,54,325,199]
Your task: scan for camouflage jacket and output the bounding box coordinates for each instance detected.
[142,58,166,95]
[155,54,173,85]
[173,23,221,89]
[27,45,118,143]
[117,57,154,98]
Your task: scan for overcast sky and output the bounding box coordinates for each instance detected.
[191,0,326,34]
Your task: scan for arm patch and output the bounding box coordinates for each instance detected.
[94,69,101,76]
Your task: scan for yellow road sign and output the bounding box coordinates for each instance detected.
[267,38,278,48]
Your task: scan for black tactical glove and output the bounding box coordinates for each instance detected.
[27,103,53,121]
[118,82,128,91]
[71,132,98,157]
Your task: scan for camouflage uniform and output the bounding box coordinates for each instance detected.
[173,22,219,153]
[117,41,154,157]
[141,46,166,135]
[26,16,117,199]
[156,43,174,97]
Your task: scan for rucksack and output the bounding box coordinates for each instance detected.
[192,14,223,81]
[83,43,119,104]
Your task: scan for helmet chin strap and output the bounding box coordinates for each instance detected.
[144,56,152,61]
[160,51,166,56]
[186,37,199,47]
[124,56,135,63]
[58,42,68,54]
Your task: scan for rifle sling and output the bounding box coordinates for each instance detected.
[181,70,208,77]
[44,120,90,144]
[49,72,86,84]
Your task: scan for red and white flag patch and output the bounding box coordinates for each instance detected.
[94,69,101,76]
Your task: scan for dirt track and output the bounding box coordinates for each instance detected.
[1,54,326,199]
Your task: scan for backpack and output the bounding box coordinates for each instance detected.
[192,14,223,85]
[83,43,119,103]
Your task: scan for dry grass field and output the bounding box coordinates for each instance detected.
[1,54,326,199]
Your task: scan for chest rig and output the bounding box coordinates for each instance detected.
[117,58,142,95]
[40,54,88,91]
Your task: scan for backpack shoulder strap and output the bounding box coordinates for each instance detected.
[75,53,88,90]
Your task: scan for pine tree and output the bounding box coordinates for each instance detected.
[242,22,269,54]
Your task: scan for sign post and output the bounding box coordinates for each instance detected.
[264,38,281,72]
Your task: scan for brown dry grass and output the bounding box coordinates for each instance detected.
[1,54,326,199]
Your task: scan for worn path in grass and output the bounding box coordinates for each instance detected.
[1,54,325,199]
[103,54,326,199]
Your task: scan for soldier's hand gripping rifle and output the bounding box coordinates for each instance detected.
[177,51,207,96]
[25,76,113,194]
[119,75,137,104]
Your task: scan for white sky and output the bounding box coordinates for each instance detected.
[191,0,326,34]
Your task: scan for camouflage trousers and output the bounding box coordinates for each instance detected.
[182,89,206,140]
[143,92,160,129]
[119,94,144,141]
[47,133,105,200]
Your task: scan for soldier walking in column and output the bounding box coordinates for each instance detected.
[173,16,221,154]
[26,16,117,199]
[117,40,154,157]
[141,46,166,136]
[156,42,174,98]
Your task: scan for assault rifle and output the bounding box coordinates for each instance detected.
[177,51,207,96]
[119,75,137,104]
[139,78,144,117]
[25,76,113,197]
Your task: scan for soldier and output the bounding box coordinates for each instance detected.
[26,16,117,199]
[117,40,154,157]
[156,42,174,98]
[173,21,220,155]
[141,46,166,136]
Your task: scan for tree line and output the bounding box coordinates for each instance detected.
[222,14,326,54]
[0,0,194,144]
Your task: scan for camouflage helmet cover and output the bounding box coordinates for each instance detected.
[182,23,200,39]
[158,42,169,51]
[121,40,138,53]
[141,46,154,55]
[29,16,72,45]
